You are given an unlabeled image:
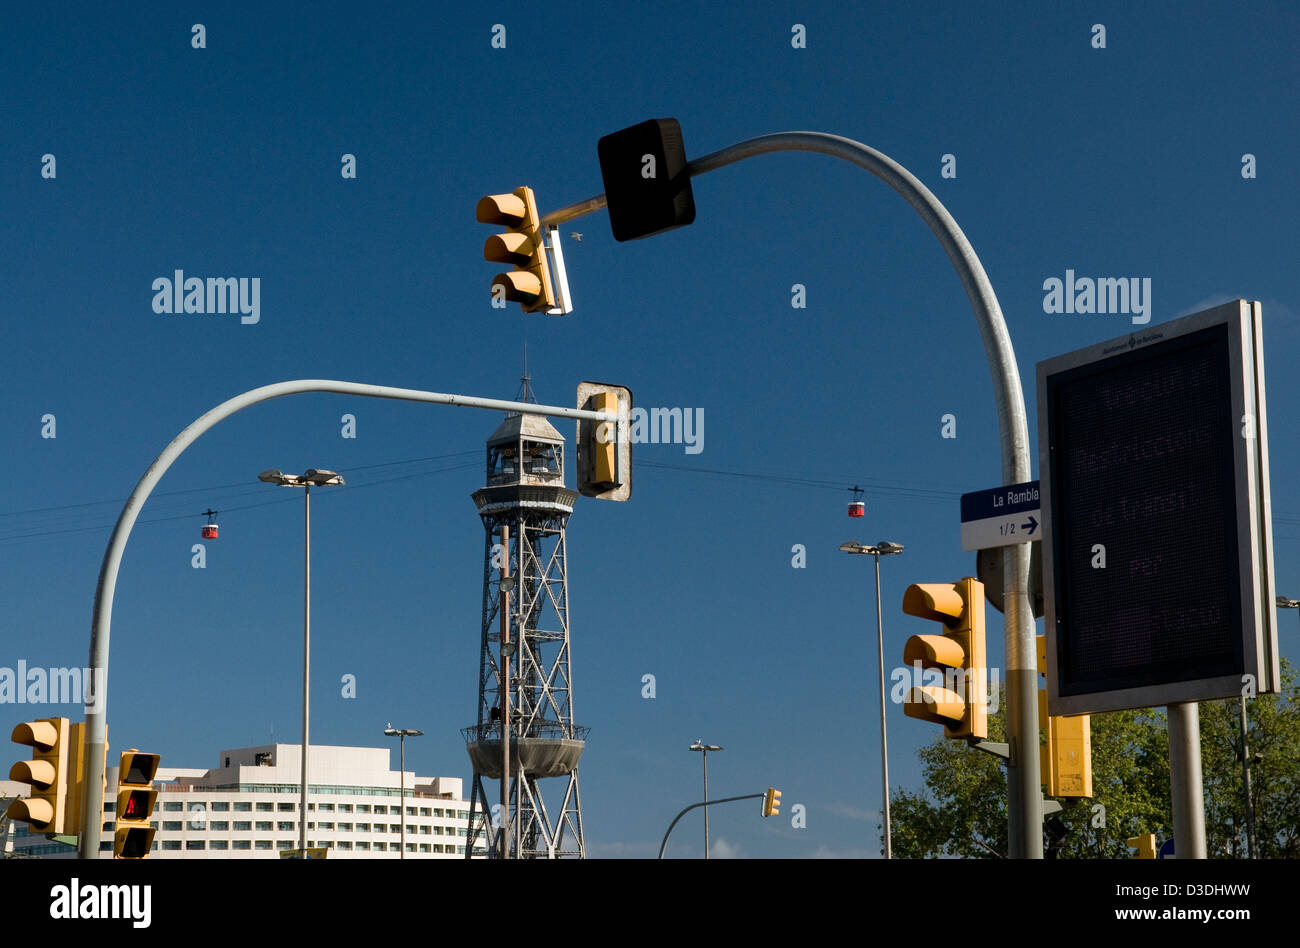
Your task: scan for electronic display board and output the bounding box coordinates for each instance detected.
[1037,300,1278,715]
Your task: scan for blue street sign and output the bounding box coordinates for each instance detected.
[960,481,1041,551]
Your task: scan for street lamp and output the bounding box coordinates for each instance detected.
[384,725,424,859]
[689,740,723,859]
[840,539,904,859]
[259,467,345,855]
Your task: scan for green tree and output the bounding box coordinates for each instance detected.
[889,660,1300,858]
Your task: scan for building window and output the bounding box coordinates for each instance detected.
[419,825,430,835]
[99,841,113,852]
[406,807,417,817]
[254,840,273,850]
[319,822,334,830]
[457,845,466,854]
[163,802,183,812]
[419,844,430,853]
[234,821,252,831]
[319,803,334,812]
[338,823,352,832]
[256,802,273,812]
[432,808,443,818]
[356,823,370,832]
[374,805,387,815]
[163,821,182,831]
[356,842,370,851]
[406,843,416,853]
[256,822,272,831]
[390,825,401,833]
[338,841,352,851]
[186,840,205,850]
[211,821,229,831]
[235,802,252,812]
[233,840,251,850]
[278,822,294,832]
[433,826,443,835]
[211,802,230,812]
[373,824,385,834]
[162,840,182,851]
[278,802,295,812]
[104,802,115,813]
[339,804,353,813]
[276,841,291,850]
[420,807,431,817]
[211,840,229,850]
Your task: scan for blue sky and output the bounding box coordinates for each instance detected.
[2,1,1298,858]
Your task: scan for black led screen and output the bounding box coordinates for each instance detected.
[1046,325,1243,696]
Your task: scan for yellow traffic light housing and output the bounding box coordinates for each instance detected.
[6,717,70,835]
[1126,834,1157,859]
[901,578,988,740]
[1037,636,1093,797]
[576,381,632,501]
[478,186,558,314]
[762,787,782,818]
[114,749,160,859]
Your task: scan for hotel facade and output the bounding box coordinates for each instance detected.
[3,742,486,858]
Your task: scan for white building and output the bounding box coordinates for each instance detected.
[3,742,487,859]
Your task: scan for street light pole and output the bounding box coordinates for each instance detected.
[384,725,424,860]
[545,129,1040,855]
[78,379,620,857]
[302,483,310,855]
[841,540,903,858]
[689,741,722,859]
[258,468,345,857]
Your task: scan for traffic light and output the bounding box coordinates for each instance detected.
[114,750,160,859]
[1126,834,1157,859]
[1037,636,1093,797]
[477,186,568,314]
[762,787,782,818]
[901,577,988,740]
[6,717,70,835]
[576,381,632,501]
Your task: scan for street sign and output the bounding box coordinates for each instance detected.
[1158,837,1175,860]
[1038,300,1278,716]
[960,481,1041,551]
[597,118,696,241]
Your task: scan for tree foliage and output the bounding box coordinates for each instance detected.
[889,660,1300,858]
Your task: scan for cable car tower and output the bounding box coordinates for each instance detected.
[462,373,587,858]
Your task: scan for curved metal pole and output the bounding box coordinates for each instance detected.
[78,379,620,858]
[547,131,1040,857]
[659,793,763,859]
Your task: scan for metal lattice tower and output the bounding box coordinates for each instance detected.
[462,379,587,858]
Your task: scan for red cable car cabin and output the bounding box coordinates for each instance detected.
[848,501,865,518]
[202,511,219,539]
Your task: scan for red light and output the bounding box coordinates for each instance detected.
[122,792,149,820]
